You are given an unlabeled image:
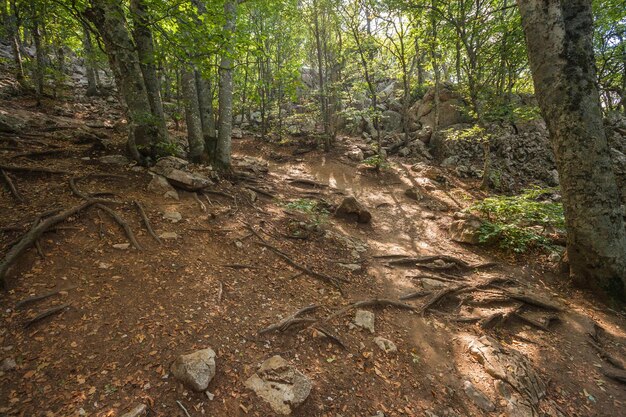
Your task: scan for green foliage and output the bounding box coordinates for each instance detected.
[284,198,328,215]
[362,154,389,169]
[154,141,182,158]
[468,188,565,253]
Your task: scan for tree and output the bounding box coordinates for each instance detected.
[216,0,237,170]
[518,0,626,298]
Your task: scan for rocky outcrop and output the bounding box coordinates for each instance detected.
[410,86,469,129]
[245,355,312,415]
[449,212,483,244]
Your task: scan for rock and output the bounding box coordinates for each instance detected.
[159,232,179,240]
[449,214,483,244]
[463,381,495,412]
[112,243,130,250]
[147,175,179,200]
[346,148,364,162]
[338,263,361,272]
[232,127,243,139]
[404,188,423,201]
[119,404,147,417]
[245,355,312,415]
[398,147,411,157]
[120,404,148,417]
[164,169,211,192]
[374,337,397,353]
[163,211,182,223]
[153,156,189,173]
[469,336,546,408]
[0,357,17,371]
[99,154,129,166]
[381,110,402,131]
[354,310,375,333]
[335,196,372,224]
[170,348,216,392]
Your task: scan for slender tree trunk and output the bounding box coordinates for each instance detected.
[85,0,155,163]
[181,69,205,162]
[195,71,215,156]
[313,0,330,151]
[7,1,24,85]
[130,0,168,146]
[216,0,236,169]
[82,22,99,96]
[430,2,440,129]
[518,0,626,298]
[31,15,45,104]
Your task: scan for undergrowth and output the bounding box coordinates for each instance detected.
[468,187,565,253]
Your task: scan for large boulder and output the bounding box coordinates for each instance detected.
[335,196,372,224]
[170,348,216,391]
[245,355,312,415]
[410,86,469,129]
[164,169,211,191]
[381,110,402,132]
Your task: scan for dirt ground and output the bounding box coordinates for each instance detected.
[1,84,626,417]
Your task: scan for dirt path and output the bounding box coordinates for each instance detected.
[0,95,625,417]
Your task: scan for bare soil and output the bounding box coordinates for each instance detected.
[1,88,625,417]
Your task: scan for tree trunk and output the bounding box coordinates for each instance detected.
[518,0,626,298]
[181,69,205,162]
[195,71,215,155]
[216,0,236,170]
[7,1,24,85]
[130,0,169,146]
[84,0,155,163]
[82,21,99,96]
[31,15,45,104]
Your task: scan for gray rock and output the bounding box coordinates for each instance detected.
[449,214,483,244]
[374,337,397,353]
[120,404,147,417]
[163,211,182,223]
[170,348,216,392]
[338,263,361,272]
[99,154,129,166]
[335,196,372,224]
[463,380,495,412]
[381,110,402,132]
[153,156,189,173]
[164,169,211,192]
[354,310,375,333]
[405,188,423,201]
[159,232,179,240]
[112,243,130,250]
[245,355,312,415]
[147,175,179,200]
[346,148,364,162]
[0,357,17,371]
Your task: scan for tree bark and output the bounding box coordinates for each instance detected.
[130,0,169,146]
[518,0,626,298]
[84,0,155,163]
[181,69,205,162]
[216,0,237,170]
[81,21,99,96]
[31,13,45,104]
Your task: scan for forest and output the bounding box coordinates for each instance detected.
[0,0,626,416]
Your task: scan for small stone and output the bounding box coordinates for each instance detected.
[164,190,179,200]
[78,408,86,416]
[405,188,423,201]
[205,391,215,400]
[338,263,361,272]
[354,310,375,333]
[147,175,178,200]
[449,214,483,244]
[170,348,216,392]
[0,357,17,371]
[234,241,243,249]
[159,232,179,240]
[163,211,182,223]
[112,243,130,250]
[463,380,495,412]
[374,337,397,353]
[98,154,129,166]
[245,355,312,415]
[120,404,147,417]
[98,262,111,269]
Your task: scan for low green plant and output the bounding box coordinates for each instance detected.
[283,198,329,226]
[468,187,565,253]
[155,140,182,157]
[362,154,389,169]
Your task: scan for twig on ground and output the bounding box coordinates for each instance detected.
[16,286,76,309]
[325,298,416,322]
[192,192,207,212]
[176,400,192,417]
[259,305,319,334]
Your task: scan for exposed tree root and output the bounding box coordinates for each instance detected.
[287,177,328,188]
[385,254,497,271]
[69,173,124,202]
[312,325,346,349]
[14,149,67,159]
[223,264,259,270]
[259,305,319,334]
[418,285,468,314]
[0,201,101,289]
[192,192,207,212]
[245,223,346,293]
[1,169,24,202]
[16,286,76,309]
[602,368,626,384]
[95,204,142,250]
[589,339,625,370]
[24,303,70,328]
[325,298,416,321]
[0,163,71,175]
[244,185,275,199]
[202,190,235,200]
[399,290,433,300]
[134,201,161,244]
